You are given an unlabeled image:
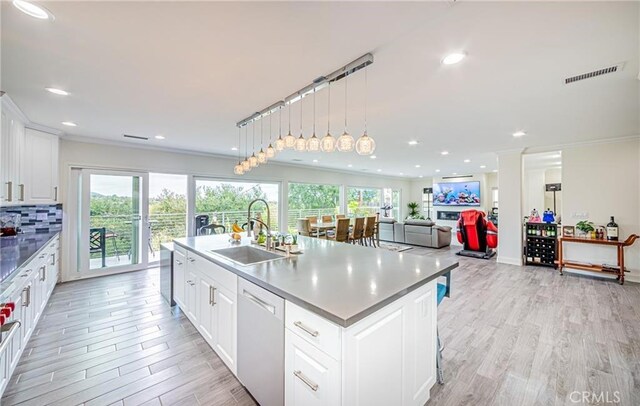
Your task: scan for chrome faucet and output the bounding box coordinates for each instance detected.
[247,198,273,250]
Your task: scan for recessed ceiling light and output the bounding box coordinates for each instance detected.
[419,175,423,178]
[550,154,561,158]
[408,140,419,146]
[45,87,69,96]
[312,159,318,163]
[464,159,471,163]
[435,169,441,173]
[13,0,53,20]
[553,161,562,165]
[400,172,404,175]
[452,172,458,175]
[415,164,421,168]
[155,135,166,140]
[480,165,486,169]
[230,146,237,150]
[370,155,377,159]
[512,131,526,137]
[493,169,498,173]
[441,151,449,156]
[377,169,382,172]
[347,164,353,168]
[442,52,466,65]
[61,121,76,127]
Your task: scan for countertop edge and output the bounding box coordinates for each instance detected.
[1,232,59,296]
[172,239,458,328]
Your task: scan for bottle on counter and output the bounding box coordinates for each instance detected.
[607,216,619,241]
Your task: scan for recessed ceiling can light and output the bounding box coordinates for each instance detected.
[377,169,382,172]
[347,164,353,168]
[493,169,498,173]
[435,169,441,173]
[512,131,526,137]
[13,0,53,20]
[480,165,486,169]
[464,159,471,163]
[441,151,449,156]
[408,140,419,146]
[61,121,76,127]
[415,164,421,168]
[231,146,237,150]
[155,135,166,140]
[419,175,423,178]
[312,159,318,163]
[400,172,404,175]
[453,172,458,175]
[45,87,68,96]
[442,52,466,65]
[370,155,377,159]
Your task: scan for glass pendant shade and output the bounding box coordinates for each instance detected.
[294,135,307,152]
[355,132,376,155]
[249,153,258,167]
[241,159,251,172]
[275,136,285,151]
[266,144,276,158]
[284,132,296,149]
[306,134,320,152]
[320,132,336,152]
[257,149,267,163]
[234,162,244,175]
[336,131,355,152]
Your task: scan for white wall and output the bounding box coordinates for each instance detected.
[522,169,545,217]
[497,151,523,265]
[561,138,640,282]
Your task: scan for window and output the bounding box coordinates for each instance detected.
[149,173,188,262]
[347,187,382,217]
[288,182,340,232]
[194,179,280,233]
[383,188,401,220]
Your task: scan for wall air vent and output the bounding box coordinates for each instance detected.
[442,175,473,180]
[123,134,148,140]
[564,63,624,84]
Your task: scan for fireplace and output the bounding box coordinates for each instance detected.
[437,211,460,221]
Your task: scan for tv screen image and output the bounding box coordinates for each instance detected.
[433,181,481,206]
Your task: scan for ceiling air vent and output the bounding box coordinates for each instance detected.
[442,175,473,180]
[123,134,148,140]
[564,63,624,84]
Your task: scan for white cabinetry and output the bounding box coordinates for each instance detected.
[173,249,186,308]
[175,248,238,375]
[0,104,59,206]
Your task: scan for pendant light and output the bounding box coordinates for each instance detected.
[275,106,285,151]
[336,72,355,152]
[320,82,336,152]
[234,127,244,175]
[294,92,306,151]
[248,121,258,167]
[356,64,376,155]
[306,87,320,152]
[257,118,267,163]
[284,102,296,149]
[241,125,251,172]
[266,112,276,158]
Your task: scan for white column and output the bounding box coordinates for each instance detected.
[497,150,523,265]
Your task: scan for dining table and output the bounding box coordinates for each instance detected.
[311,221,337,238]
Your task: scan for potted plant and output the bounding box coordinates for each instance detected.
[406,202,424,220]
[575,220,595,238]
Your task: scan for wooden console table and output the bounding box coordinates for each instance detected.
[557,234,639,285]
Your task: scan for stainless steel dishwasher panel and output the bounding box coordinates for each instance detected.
[237,278,285,406]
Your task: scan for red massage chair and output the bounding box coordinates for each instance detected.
[456,210,498,259]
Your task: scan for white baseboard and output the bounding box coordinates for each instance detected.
[497,256,523,266]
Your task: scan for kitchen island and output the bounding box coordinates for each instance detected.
[172,234,458,406]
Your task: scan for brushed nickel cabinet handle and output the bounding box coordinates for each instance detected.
[51,253,56,265]
[175,259,183,265]
[6,181,12,202]
[23,286,31,307]
[40,265,46,282]
[294,321,319,337]
[210,286,217,306]
[18,184,25,201]
[293,370,319,392]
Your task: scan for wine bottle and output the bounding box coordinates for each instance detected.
[606,216,619,241]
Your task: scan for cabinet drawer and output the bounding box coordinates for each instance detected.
[285,301,341,360]
[187,251,237,294]
[175,244,187,257]
[285,329,341,406]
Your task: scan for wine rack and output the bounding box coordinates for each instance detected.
[524,222,558,268]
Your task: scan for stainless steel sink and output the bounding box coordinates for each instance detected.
[210,246,285,266]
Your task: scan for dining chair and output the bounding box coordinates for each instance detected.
[199,224,226,235]
[328,218,350,243]
[297,218,312,237]
[89,227,106,268]
[307,216,325,237]
[363,216,377,247]
[322,215,333,223]
[349,217,365,244]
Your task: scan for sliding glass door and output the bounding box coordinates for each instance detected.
[77,170,149,277]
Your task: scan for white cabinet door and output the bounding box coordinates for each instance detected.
[0,111,24,205]
[197,274,216,345]
[21,128,59,204]
[213,283,237,374]
[8,287,25,372]
[46,247,59,296]
[285,330,341,406]
[173,250,186,307]
[185,271,198,323]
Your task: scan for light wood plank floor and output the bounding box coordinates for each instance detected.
[3,245,639,405]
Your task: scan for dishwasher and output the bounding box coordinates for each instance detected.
[237,278,285,406]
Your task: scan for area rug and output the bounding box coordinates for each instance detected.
[377,242,414,253]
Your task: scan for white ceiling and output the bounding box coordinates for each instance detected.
[2,1,638,179]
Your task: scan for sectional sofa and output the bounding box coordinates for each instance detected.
[378,217,452,248]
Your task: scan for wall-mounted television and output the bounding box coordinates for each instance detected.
[433,181,481,206]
